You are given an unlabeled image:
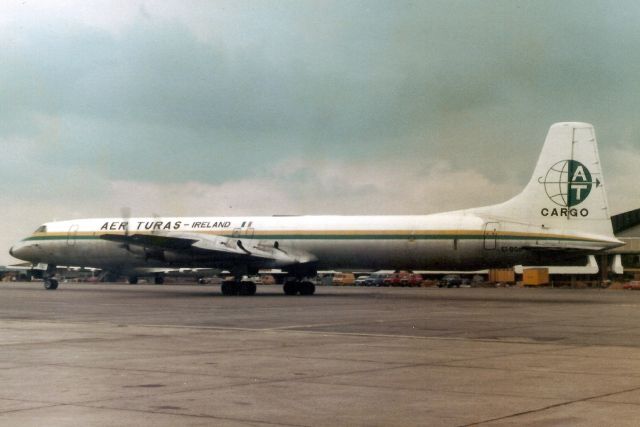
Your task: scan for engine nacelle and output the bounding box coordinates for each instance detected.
[128,245,165,261]
[162,250,192,263]
[127,245,147,258]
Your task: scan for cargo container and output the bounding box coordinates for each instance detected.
[523,268,549,286]
[488,268,515,283]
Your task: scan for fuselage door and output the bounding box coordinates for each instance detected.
[483,222,499,250]
[233,220,256,238]
[245,227,255,239]
[67,224,79,246]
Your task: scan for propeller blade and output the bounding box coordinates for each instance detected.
[120,207,132,251]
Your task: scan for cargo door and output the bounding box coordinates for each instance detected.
[483,222,499,250]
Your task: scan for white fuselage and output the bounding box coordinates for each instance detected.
[10,212,618,273]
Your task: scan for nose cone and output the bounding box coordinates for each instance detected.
[9,241,33,261]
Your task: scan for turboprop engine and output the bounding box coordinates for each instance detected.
[127,245,166,261]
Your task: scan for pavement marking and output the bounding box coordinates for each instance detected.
[0,317,594,345]
[464,383,640,426]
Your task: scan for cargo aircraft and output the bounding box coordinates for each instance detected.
[10,122,623,295]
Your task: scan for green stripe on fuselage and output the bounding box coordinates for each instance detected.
[23,232,601,243]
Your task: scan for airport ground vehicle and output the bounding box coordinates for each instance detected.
[259,274,276,285]
[331,272,355,286]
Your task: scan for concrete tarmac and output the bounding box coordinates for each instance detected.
[3,282,640,426]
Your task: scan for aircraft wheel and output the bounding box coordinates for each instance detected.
[299,281,315,296]
[44,279,58,290]
[240,281,257,296]
[128,276,138,285]
[154,276,164,285]
[283,281,299,296]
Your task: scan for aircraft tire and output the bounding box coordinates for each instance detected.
[128,277,138,285]
[239,282,257,296]
[299,281,315,296]
[154,276,164,285]
[283,282,299,296]
[44,279,58,290]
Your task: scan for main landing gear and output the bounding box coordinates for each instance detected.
[220,280,257,296]
[283,280,315,296]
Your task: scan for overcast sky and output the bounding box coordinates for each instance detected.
[2,0,640,265]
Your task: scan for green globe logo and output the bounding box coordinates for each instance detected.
[540,160,597,207]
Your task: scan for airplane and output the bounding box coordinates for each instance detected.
[9,122,624,296]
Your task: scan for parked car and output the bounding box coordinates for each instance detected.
[364,273,390,287]
[354,275,370,286]
[381,272,424,287]
[401,273,424,287]
[383,273,404,287]
[438,274,462,288]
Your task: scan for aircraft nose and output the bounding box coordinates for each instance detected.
[9,241,30,261]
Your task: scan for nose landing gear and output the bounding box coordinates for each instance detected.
[44,278,59,290]
[43,264,58,290]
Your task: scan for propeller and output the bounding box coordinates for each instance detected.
[115,209,167,262]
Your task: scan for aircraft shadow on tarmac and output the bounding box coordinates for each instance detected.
[26,283,611,304]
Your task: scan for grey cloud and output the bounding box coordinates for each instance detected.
[5,2,640,157]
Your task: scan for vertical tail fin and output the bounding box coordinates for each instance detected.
[478,122,615,238]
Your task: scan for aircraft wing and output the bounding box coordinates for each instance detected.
[99,232,316,265]
[101,233,198,250]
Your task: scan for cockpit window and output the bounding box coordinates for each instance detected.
[35,225,47,233]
